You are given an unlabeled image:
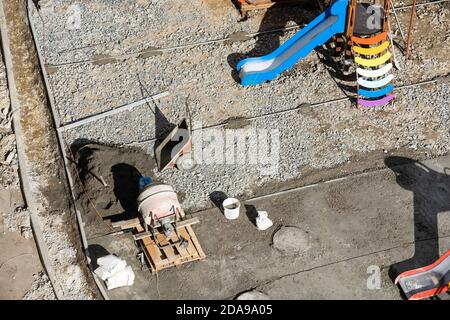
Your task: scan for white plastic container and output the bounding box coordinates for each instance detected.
[223,198,240,220]
[256,211,273,230]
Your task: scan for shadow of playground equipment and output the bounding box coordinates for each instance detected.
[385,156,450,295]
[227,1,319,84]
[227,0,355,97]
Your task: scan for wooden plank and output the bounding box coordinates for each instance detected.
[178,227,199,259]
[186,226,206,259]
[143,239,167,268]
[111,217,140,230]
[156,233,177,261]
[176,217,200,228]
[171,232,190,259]
[135,224,166,269]
[133,217,200,241]
[133,231,152,241]
[142,244,157,273]
[173,243,190,259]
[163,232,185,266]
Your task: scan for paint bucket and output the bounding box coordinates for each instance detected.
[223,198,240,220]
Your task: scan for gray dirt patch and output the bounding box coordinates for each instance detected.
[272,226,311,254]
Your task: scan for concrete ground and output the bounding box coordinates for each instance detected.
[88,155,450,299]
[0,188,42,299]
[15,0,450,299]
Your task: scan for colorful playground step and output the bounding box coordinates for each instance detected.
[357,94,395,107]
[395,249,450,300]
[351,31,395,107]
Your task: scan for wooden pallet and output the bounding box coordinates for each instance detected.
[112,217,205,274]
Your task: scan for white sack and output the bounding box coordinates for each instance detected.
[105,265,135,290]
[94,254,127,280]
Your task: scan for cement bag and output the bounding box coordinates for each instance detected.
[105,265,135,290]
[94,254,127,280]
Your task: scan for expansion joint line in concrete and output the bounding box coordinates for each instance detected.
[184,153,445,219]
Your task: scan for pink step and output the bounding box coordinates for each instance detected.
[357,94,395,107]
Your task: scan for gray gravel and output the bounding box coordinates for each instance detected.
[30,1,450,211]
[22,272,57,300]
[0,51,19,189]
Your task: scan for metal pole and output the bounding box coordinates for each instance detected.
[390,0,407,44]
[405,0,417,60]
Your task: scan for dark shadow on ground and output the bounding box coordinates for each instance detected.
[137,77,176,152]
[315,44,357,98]
[209,191,229,213]
[227,1,319,84]
[385,156,450,298]
[153,106,177,149]
[110,163,143,222]
[244,204,259,226]
[87,244,110,270]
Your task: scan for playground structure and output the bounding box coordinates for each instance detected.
[237,0,397,107]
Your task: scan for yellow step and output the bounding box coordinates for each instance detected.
[353,41,389,56]
[355,51,392,67]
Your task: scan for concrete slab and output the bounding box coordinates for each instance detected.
[90,154,450,299]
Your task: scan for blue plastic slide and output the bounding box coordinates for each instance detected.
[237,0,349,86]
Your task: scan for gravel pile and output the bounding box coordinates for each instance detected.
[30,1,450,211]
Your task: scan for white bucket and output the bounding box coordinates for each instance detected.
[223,198,240,220]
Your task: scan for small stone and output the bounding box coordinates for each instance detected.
[5,150,15,164]
[236,290,270,300]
